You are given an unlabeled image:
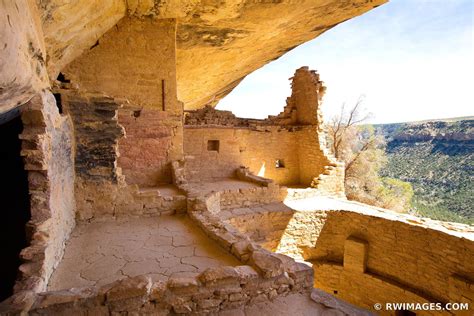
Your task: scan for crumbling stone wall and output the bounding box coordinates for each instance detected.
[285,68,325,125]
[15,91,75,294]
[183,67,344,191]
[58,92,186,220]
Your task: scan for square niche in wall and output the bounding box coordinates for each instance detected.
[275,159,285,168]
[207,140,220,152]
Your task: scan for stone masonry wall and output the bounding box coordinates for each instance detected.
[183,126,301,184]
[183,125,333,186]
[62,93,124,183]
[183,127,244,181]
[296,126,331,186]
[63,17,183,186]
[15,91,75,295]
[224,206,473,313]
[223,207,296,252]
[307,211,474,307]
[224,207,328,261]
[60,92,186,220]
[307,211,474,313]
[63,17,178,112]
[118,106,181,186]
[285,67,325,125]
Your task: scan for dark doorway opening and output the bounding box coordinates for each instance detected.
[0,115,31,301]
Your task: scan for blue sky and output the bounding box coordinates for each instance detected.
[217,0,473,124]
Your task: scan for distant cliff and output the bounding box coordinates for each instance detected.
[376,117,474,224]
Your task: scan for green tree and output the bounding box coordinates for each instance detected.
[327,97,414,212]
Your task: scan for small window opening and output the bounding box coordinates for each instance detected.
[133,110,142,118]
[275,159,285,168]
[333,290,338,295]
[56,72,70,83]
[207,140,220,152]
[53,93,63,114]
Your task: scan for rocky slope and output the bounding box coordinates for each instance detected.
[1,0,387,115]
[377,117,474,224]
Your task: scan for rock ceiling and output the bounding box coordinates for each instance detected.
[0,0,387,114]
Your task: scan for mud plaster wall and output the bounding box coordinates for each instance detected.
[309,211,474,311]
[16,91,75,294]
[63,17,183,186]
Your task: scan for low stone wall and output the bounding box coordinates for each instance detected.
[219,183,286,210]
[14,92,75,295]
[223,207,328,261]
[75,180,187,220]
[185,192,314,306]
[4,263,310,315]
[173,164,287,211]
[221,168,286,210]
[222,205,296,252]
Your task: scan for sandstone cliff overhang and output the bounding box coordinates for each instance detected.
[0,0,387,116]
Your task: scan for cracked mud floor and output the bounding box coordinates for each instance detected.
[47,215,240,291]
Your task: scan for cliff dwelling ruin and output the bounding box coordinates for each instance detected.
[0,1,473,315]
